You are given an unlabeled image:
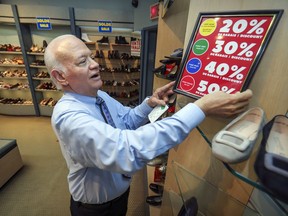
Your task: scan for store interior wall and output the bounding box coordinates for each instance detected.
[0,0,159,31]
[153,0,288,215]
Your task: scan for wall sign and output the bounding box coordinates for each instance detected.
[150,2,159,20]
[36,17,52,30]
[98,20,112,33]
[131,40,141,57]
[174,10,283,99]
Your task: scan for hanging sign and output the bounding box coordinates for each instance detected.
[98,20,112,33]
[174,10,283,99]
[36,17,52,30]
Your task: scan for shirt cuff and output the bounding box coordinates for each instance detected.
[137,97,154,116]
[173,103,206,128]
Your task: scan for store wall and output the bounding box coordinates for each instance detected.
[154,0,288,215]
[0,0,159,31]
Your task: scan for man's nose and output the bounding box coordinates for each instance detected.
[89,57,99,69]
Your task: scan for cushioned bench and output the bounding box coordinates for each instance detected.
[0,139,23,188]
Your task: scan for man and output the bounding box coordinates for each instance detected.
[44,34,252,216]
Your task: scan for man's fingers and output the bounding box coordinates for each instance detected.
[157,81,175,93]
[234,89,253,101]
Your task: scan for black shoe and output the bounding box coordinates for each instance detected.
[170,48,183,58]
[159,58,180,64]
[149,183,164,194]
[97,36,109,44]
[177,197,198,216]
[153,65,166,75]
[146,195,162,206]
[99,50,104,58]
[43,40,48,48]
[131,37,137,41]
[119,36,129,45]
[254,115,288,203]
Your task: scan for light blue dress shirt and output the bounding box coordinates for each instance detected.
[51,90,205,204]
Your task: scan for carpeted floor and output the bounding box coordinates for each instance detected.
[0,115,148,216]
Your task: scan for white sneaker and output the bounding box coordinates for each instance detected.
[81,33,92,42]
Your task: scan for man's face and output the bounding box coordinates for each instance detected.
[60,38,102,97]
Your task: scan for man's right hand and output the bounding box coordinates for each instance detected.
[194,89,253,118]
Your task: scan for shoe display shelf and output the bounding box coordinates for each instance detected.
[27,48,63,116]
[174,101,288,215]
[0,4,78,116]
[167,161,261,216]
[195,124,288,215]
[0,45,36,115]
[83,34,141,106]
[18,9,73,116]
[100,68,140,106]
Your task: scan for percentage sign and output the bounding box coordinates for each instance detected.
[238,42,256,57]
[248,19,266,34]
[229,65,246,80]
[221,86,235,94]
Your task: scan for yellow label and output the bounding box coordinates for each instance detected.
[199,19,217,36]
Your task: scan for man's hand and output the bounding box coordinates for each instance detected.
[194,89,253,118]
[147,81,175,108]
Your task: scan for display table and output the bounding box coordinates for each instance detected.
[0,139,23,188]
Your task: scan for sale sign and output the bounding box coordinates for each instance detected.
[174,10,283,99]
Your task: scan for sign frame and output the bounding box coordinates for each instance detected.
[174,10,283,99]
[98,20,112,33]
[36,17,52,30]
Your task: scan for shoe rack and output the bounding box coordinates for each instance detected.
[0,42,35,115]
[0,5,76,116]
[0,5,36,116]
[83,34,141,106]
[0,4,142,116]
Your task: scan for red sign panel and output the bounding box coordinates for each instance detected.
[174,10,283,99]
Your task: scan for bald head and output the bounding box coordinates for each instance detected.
[44,34,84,89]
[44,34,80,73]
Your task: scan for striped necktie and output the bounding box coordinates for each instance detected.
[96,96,116,128]
[96,96,131,179]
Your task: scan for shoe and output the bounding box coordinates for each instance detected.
[99,50,104,58]
[254,114,288,203]
[170,48,183,58]
[164,63,177,75]
[168,94,177,106]
[131,37,137,41]
[212,107,265,164]
[97,36,109,45]
[118,36,129,45]
[153,65,166,75]
[149,183,164,194]
[146,195,162,206]
[159,58,180,64]
[177,196,198,216]
[81,33,92,42]
[167,94,177,115]
[43,40,48,48]
[147,152,168,166]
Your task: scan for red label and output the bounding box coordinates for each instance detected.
[176,15,275,98]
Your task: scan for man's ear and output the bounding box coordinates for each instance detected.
[51,69,68,86]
